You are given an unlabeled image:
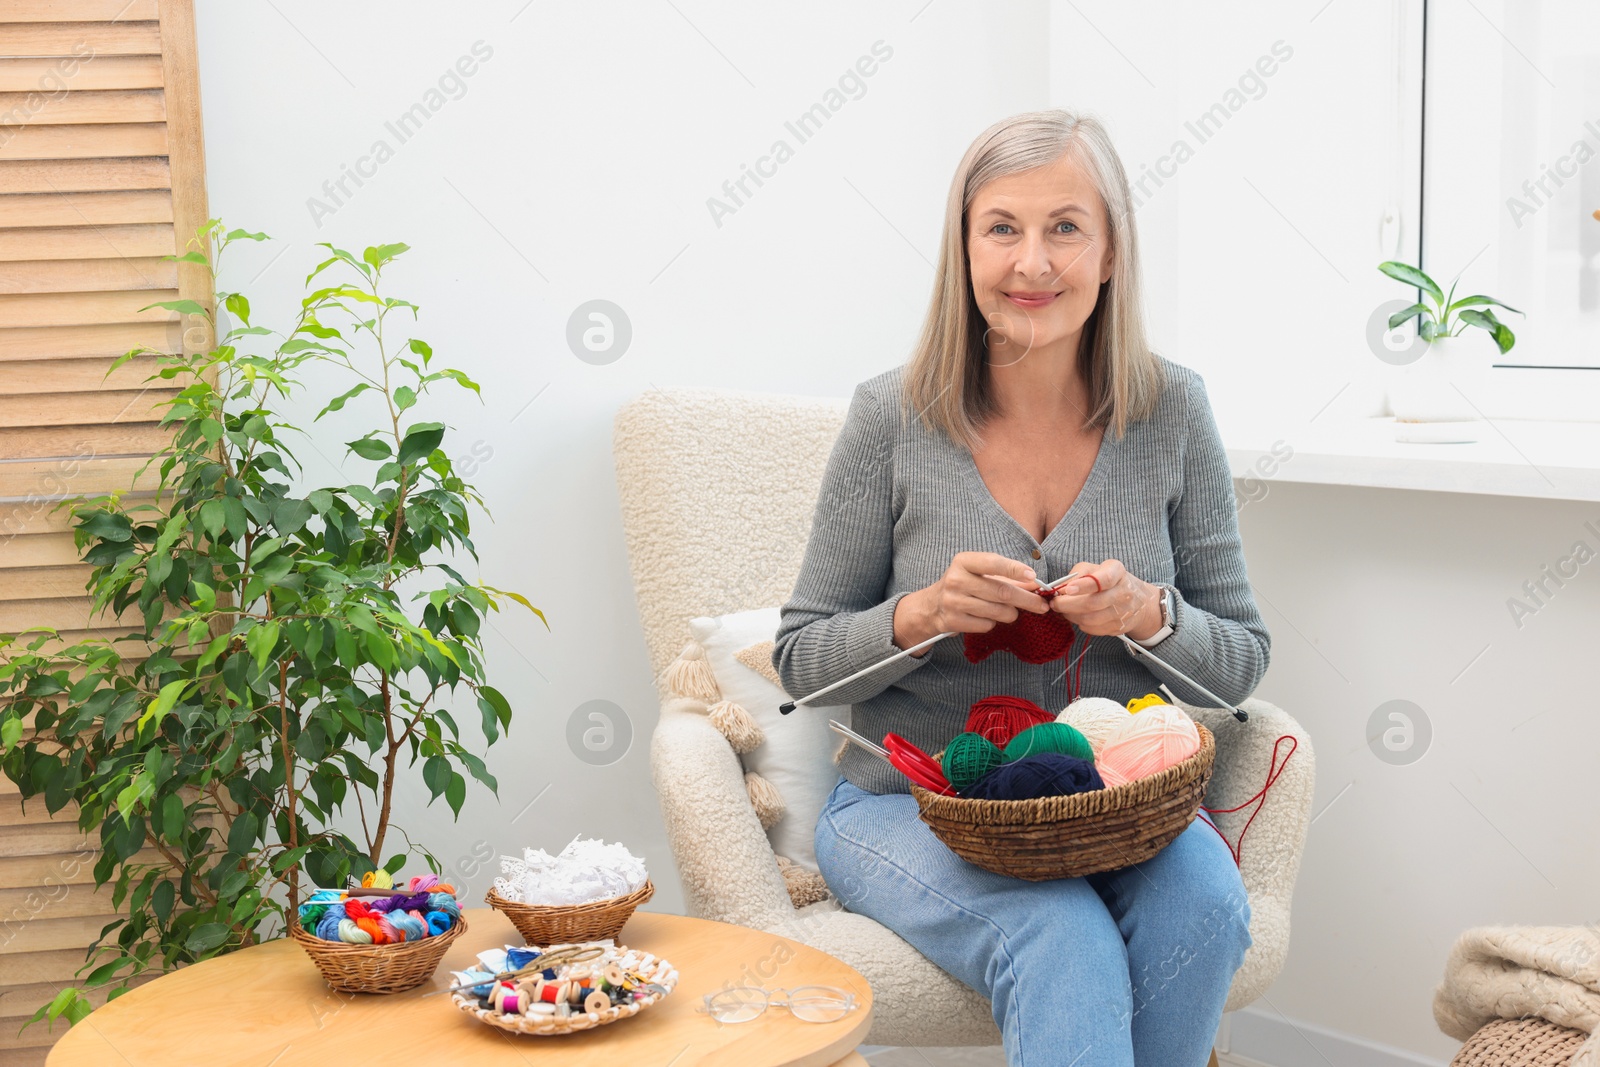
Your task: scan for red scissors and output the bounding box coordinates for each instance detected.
[883,732,957,796]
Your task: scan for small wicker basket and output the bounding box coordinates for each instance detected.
[911,723,1216,880]
[485,879,654,945]
[289,915,466,994]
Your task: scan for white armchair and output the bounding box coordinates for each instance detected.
[612,385,1317,1048]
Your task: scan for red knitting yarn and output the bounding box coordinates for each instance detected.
[961,587,1077,666]
[965,695,1055,747]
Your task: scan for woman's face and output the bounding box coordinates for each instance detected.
[966,151,1115,365]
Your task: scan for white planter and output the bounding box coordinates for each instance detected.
[1387,334,1491,442]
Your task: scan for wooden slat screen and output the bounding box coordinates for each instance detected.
[0,2,209,1062]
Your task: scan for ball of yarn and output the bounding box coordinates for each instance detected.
[965,695,1055,747]
[1096,705,1200,788]
[1002,721,1093,764]
[1126,692,1170,714]
[964,753,1105,801]
[1056,696,1130,755]
[941,732,1004,792]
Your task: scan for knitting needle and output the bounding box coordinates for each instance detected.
[779,570,1086,714]
[1117,634,1249,722]
[828,719,891,760]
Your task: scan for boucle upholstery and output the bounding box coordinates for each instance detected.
[612,385,1318,1045]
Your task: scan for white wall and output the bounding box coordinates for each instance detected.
[192,2,1597,1062]
[191,0,1049,940]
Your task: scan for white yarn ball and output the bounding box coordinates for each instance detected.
[1056,697,1132,756]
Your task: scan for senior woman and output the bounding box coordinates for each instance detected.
[771,108,1270,1067]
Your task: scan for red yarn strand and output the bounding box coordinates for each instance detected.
[1197,734,1298,867]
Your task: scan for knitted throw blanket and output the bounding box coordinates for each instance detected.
[1434,925,1600,1064]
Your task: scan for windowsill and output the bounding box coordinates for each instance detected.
[1224,415,1600,503]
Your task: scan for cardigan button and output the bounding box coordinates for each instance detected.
[1030,549,1041,560]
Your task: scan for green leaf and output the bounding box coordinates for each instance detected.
[397,422,444,466]
[1457,308,1516,353]
[198,499,225,540]
[478,685,512,733]
[1377,261,1442,302]
[408,338,432,365]
[138,678,188,729]
[1386,302,1430,330]
[246,620,280,672]
[224,292,251,326]
[395,385,416,412]
[363,242,410,269]
[1446,294,1524,317]
[271,497,314,537]
[185,922,231,954]
[0,715,21,751]
[445,771,466,817]
[161,792,185,841]
[423,755,449,799]
[81,510,133,542]
[383,852,407,874]
[316,382,372,420]
[139,298,211,317]
[228,810,258,856]
[347,437,391,461]
[152,879,175,923]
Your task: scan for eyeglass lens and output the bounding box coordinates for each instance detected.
[704,985,855,1023]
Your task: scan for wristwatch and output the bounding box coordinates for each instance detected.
[1131,584,1175,648]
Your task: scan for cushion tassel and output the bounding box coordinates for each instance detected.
[744,770,785,830]
[664,641,722,702]
[707,698,765,753]
[775,854,832,908]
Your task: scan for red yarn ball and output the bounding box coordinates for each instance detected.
[965,695,1055,747]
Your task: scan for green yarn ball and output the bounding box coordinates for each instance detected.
[1003,721,1094,764]
[941,731,1004,792]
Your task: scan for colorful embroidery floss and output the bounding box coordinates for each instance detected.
[295,875,462,944]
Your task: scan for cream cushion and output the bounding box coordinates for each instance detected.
[688,607,847,873]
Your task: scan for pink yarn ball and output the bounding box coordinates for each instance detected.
[1095,705,1199,787]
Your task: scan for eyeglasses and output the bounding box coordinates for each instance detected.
[697,985,859,1024]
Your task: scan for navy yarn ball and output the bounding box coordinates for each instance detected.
[963,752,1105,801]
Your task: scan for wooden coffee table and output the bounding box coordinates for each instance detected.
[44,908,873,1066]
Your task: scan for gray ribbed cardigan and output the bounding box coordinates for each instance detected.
[771,357,1270,795]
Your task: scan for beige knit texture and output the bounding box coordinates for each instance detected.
[1437,926,1600,1065]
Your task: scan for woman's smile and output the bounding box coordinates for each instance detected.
[1004,290,1061,309]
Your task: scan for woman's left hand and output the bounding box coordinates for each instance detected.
[1046,559,1164,639]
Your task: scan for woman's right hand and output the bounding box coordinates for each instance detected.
[892,551,1049,656]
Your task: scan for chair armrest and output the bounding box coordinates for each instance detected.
[1186,697,1317,1010]
[650,695,794,930]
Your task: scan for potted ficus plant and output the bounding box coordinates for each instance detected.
[0,220,542,1027]
[1378,260,1524,440]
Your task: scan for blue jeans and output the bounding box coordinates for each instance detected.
[814,775,1252,1067]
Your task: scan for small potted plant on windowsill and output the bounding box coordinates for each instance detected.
[1378,261,1523,443]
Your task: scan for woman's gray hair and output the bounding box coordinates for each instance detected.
[900,107,1163,450]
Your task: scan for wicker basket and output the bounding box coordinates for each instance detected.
[289,915,466,994]
[1450,1017,1587,1067]
[485,879,654,944]
[451,941,677,1036]
[911,723,1216,880]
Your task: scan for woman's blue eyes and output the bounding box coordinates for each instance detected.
[991,221,1077,235]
